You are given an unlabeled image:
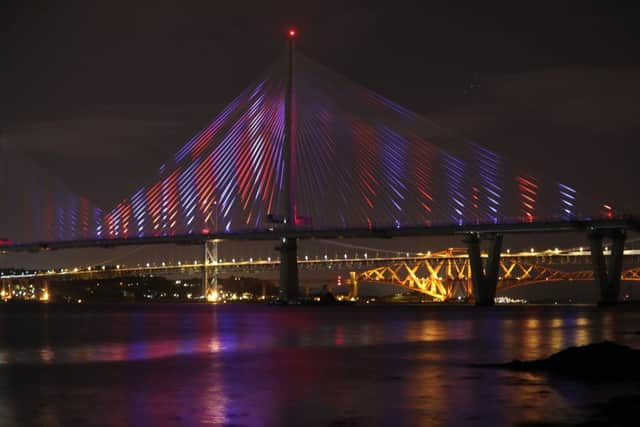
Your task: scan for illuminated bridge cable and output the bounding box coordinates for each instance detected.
[4,51,586,244]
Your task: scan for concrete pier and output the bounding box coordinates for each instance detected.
[588,229,626,305]
[464,233,503,306]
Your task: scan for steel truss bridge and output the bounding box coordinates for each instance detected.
[3,248,640,302]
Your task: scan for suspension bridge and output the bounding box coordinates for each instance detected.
[2,30,639,305]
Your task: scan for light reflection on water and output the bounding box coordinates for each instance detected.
[0,304,638,426]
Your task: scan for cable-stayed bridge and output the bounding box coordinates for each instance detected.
[2,31,639,304]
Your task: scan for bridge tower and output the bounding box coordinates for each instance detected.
[277,28,300,302]
[464,233,503,306]
[588,228,626,305]
[203,239,220,301]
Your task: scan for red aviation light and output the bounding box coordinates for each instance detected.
[288,28,297,38]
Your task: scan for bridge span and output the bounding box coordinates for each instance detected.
[3,31,640,305]
[3,246,640,303]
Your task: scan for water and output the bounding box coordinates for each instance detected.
[1,304,639,426]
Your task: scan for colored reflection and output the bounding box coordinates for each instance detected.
[0,305,638,426]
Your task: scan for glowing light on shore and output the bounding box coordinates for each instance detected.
[207,290,219,303]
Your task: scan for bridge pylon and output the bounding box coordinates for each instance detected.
[588,228,626,305]
[277,28,300,302]
[203,239,220,301]
[464,232,503,306]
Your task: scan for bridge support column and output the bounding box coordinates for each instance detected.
[278,237,299,302]
[349,271,358,300]
[1,279,7,301]
[588,229,625,305]
[203,239,219,301]
[40,278,50,301]
[464,233,503,306]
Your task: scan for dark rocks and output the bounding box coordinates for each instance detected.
[494,341,640,380]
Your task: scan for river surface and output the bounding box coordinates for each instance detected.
[0,303,639,426]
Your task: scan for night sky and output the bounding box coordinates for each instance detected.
[3,1,640,272]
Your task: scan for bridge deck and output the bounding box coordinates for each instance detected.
[2,218,639,253]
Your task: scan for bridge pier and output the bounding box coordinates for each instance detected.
[588,229,626,305]
[464,233,503,306]
[349,271,359,299]
[203,239,219,301]
[278,237,299,302]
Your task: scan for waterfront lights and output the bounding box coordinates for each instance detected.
[206,290,219,303]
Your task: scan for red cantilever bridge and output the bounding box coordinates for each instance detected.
[2,31,639,304]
